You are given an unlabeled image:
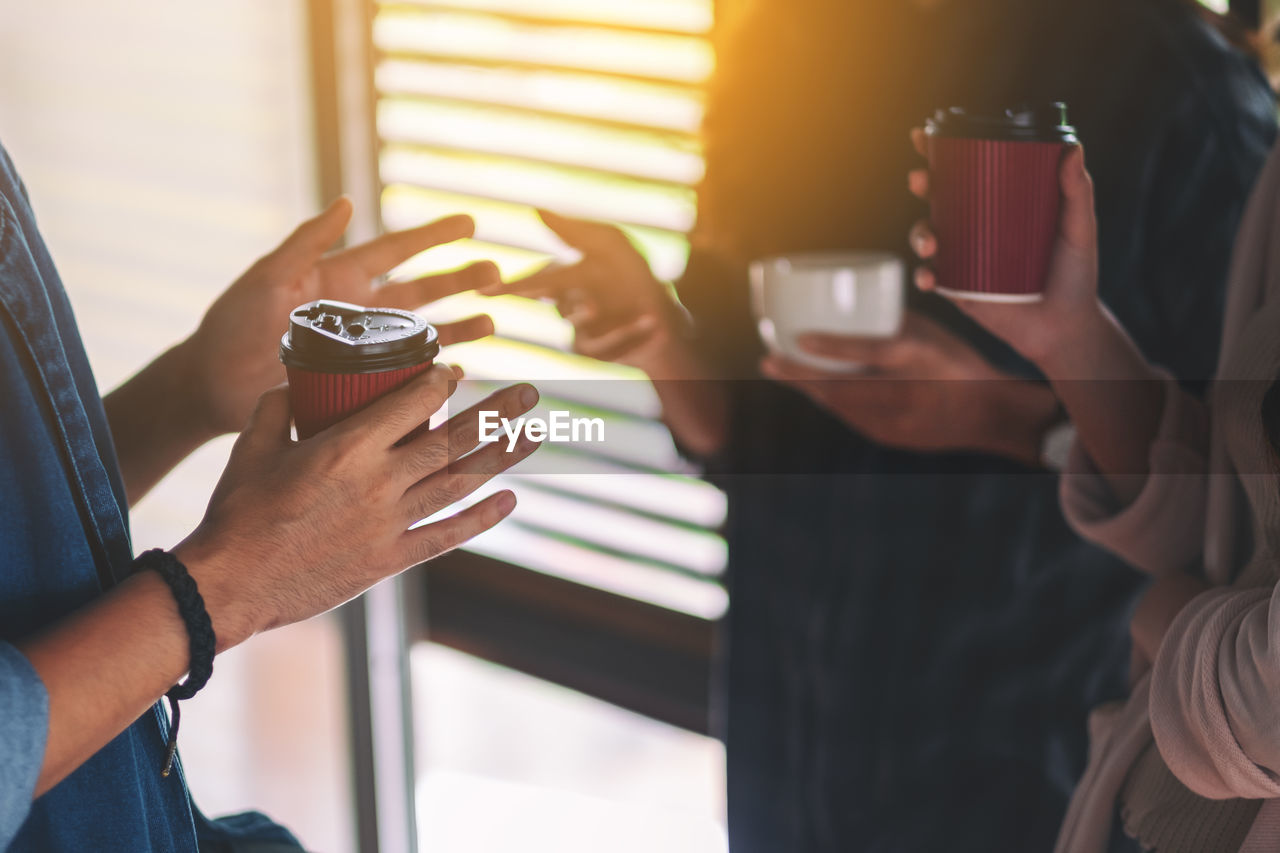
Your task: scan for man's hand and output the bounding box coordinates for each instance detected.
[176,367,541,647]
[760,312,1060,465]
[480,210,684,375]
[23,368,540,796]
[185,198,500,436]
[480,210,734,454]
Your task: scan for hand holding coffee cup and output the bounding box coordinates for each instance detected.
[280,300,442,439]
[908,110,1106,367]
[176,365,541,652]
[750,251,906,372]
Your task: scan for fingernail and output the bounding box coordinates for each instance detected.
[520,384,539,408]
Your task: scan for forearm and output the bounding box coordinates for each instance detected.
[15,542,249,797]
[104,339,220,505]
[16,571,188,797]
[643,337,730,458]
[1036,305,1166,504]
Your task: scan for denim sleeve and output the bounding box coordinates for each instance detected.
[0,642,48,848]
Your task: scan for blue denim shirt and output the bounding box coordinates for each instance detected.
[0,143,299,851]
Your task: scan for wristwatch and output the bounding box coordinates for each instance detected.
[1039,414,1076,472]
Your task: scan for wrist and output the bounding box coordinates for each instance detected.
[1025,301,1116,378]
[1024,300,1126,376]
[171,534,260,653]
[977,380,1062,468]
[628,296,694,380]
[640,332,698,381]
[106,571,199,687]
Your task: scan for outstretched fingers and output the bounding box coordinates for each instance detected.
[401,490,518,565]
[400,433,538,525]
[266,197,354,280]
[336,214,476,276]
[377,260,501,308]
[433,314,496,348]
[479,260,586,299]
[393,382,540,483]
[537,209,630,255]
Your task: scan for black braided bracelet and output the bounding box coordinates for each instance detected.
[135,548,216,777]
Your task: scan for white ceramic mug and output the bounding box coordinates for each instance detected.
[750,251,905,372]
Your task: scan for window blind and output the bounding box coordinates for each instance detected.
[372,0,727,619]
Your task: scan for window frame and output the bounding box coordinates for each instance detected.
[307,1,720,848]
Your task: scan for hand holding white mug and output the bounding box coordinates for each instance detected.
[761,312,1059,464]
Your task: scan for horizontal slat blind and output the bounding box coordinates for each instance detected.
[372,0,726,619]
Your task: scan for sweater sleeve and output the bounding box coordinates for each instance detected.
[1150,584,1280,800]
[0,642,49,847]
[1058,375,1210,576]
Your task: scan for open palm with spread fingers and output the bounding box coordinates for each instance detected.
[185,198,501,435]
[480,209,684,371]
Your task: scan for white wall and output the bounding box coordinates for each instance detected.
[0,3,355,850]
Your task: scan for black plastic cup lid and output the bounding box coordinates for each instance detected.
[279,300,439,373]
[926,102,1077,144]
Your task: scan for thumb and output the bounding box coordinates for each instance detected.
[267,196,354,279]
[1058,146,1097,253]
[240,385,294,450]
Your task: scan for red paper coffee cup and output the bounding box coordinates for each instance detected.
[926,103,1077,302]
[279,300,440,439]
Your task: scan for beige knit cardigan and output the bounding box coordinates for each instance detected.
[1054,145,1280,852]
